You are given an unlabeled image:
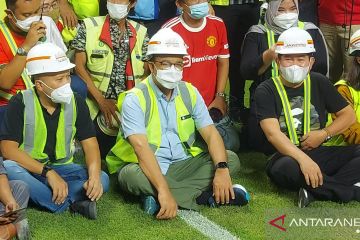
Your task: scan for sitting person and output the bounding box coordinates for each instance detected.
[241,0,328,110]
[252,27,360,208]
[0,157,30,240]
[329,29,360,145]
[106,29,250,220]
[162,0,240,152]
[0,43,109,220]
[0,0,67,124]
[72,0,149,159]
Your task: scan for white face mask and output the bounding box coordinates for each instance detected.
[280,65,309,84]
[40,81,73,104]
[12,12,40,32]
[274,12,298,29]
[155,65,183,89]
[107,2,129,21]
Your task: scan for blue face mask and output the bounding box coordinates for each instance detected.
[186,2,209,19]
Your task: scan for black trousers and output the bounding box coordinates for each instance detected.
[266,145,360,203]
[93,118,116,160]
[213,4,260,109]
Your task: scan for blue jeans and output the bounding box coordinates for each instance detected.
[4,161,109,213]
[70,74,88,98]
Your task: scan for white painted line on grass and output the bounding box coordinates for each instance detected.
[178,210,239,240]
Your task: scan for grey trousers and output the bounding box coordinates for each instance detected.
[0,180,29,222]
[118,150,241,211]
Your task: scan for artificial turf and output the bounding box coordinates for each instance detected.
[25,150,360,239]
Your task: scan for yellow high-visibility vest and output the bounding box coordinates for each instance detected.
[106,77,203,174]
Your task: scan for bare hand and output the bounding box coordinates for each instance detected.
[0,216,11,225]
[269,44,277,61]
[208,96,227,116]
[83,177,103,201]
[300,130,327,151]
[46,170,68,204]
[213,168,235,204]
[22,21,47,51]
[4,201,19,222]
[98,98,120,128]
[156,190,178,220]
[299,157,323,188]
[59,0,78,29]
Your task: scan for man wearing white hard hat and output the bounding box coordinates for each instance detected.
[252,27,360,208]
[328,29,360,145]
[106,28,249,220]
[0,43,109,220]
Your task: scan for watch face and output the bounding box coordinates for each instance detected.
[217,162,228,168]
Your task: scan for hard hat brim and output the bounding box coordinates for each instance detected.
[276,48,316,55]
[27,63,76,76]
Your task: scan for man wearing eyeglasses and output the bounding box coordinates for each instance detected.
[162,0,240,152]
[106,28,249,220]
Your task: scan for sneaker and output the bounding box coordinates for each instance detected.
[298,188,314,208]
[142,195,160,216]
[207,184,250,208]
[70,200,97,220]
[16,219,31,240]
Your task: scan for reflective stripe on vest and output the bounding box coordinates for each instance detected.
[106,78,203,174]
[20,89,77,164]
[272,75,311,145]
[83,16,146,119]
[0,21,33,100]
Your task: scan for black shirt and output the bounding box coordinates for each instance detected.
[0,92,96,162]
[299,0,318,26]
[249,72,348,154]
[240,28,328,89]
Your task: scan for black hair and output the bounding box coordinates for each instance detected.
[5,0,17,11]
[346,57,360,91]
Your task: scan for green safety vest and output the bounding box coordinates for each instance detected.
[272,75,311,146]
[106,78,203,174]
[325,80,360,146]
[0,21,33,100]
[244,21,305,108]
[68,0,99,20]
[83,16,147,119]
[19,89,77,165]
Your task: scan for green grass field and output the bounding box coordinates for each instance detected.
[25,151,360,240]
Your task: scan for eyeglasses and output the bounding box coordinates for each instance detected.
[41,1,59,13]
[152,61,184,71]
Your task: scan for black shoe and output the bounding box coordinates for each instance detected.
[206,184,250,208]
[70,200,97,220]
[298,188,314,208]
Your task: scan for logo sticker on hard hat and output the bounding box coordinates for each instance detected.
[99,41,105,47]
[207,36,217,48]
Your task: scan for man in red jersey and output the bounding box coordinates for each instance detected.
[162,0,239,151]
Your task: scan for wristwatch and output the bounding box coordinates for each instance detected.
[323,128,332,142]
[41,165,53,178]
[16,47,28,56]
[215,162,229,169]
[215,92,226,98]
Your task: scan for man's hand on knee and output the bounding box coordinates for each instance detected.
[156,189,178,220]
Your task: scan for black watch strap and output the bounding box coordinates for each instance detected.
[215,162,229,169]
[41,165,53,178]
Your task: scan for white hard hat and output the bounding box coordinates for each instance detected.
[275,27,316,55]
[97,112,121,136]
[146,28,188,58]
[26,43,75,75]
[349,29,360,56]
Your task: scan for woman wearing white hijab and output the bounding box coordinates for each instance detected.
[240,0,328,97]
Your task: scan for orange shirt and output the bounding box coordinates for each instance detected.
[0,22,27,106]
